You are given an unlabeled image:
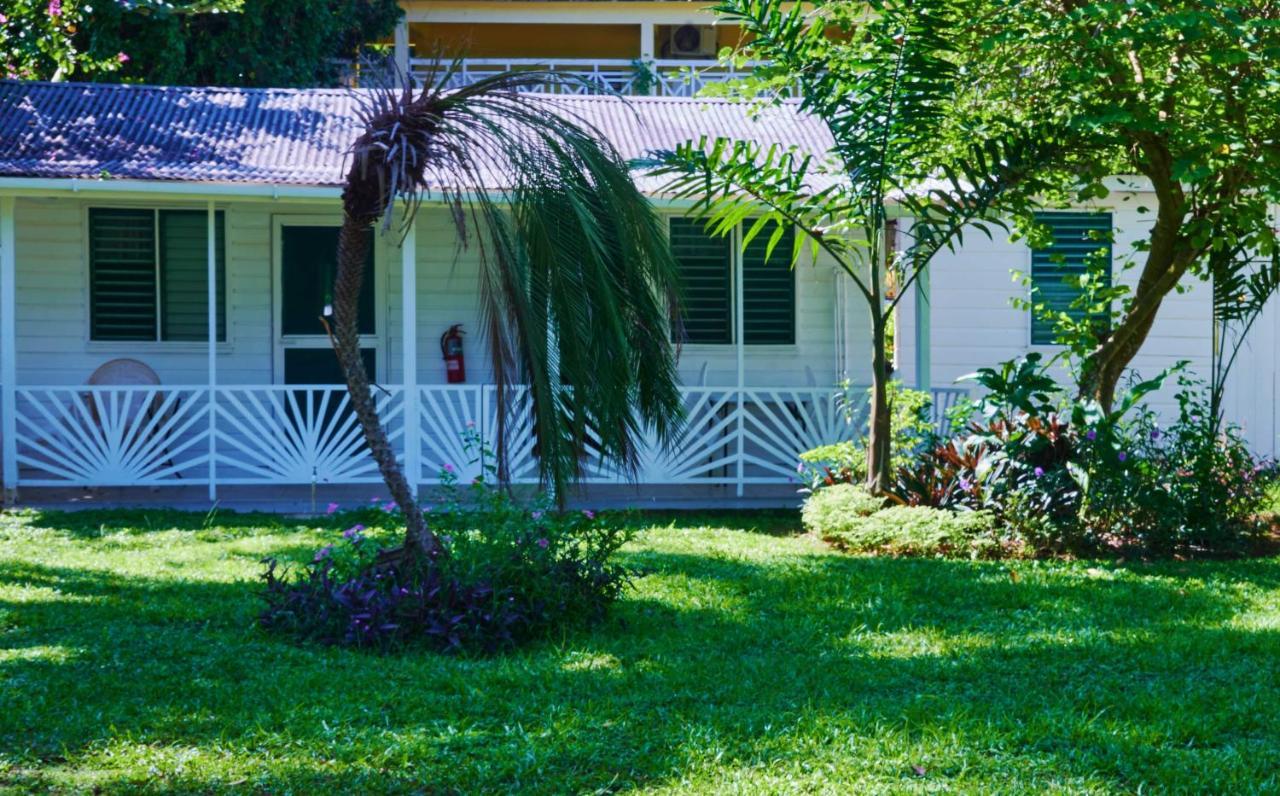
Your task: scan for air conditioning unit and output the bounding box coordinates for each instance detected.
[667,25,717,59]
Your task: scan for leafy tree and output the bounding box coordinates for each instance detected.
[1,0,401,87]
[654,0,1053,492]
[334,67,684,556]
[953,0,1280,411]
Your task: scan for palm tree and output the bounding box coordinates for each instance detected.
[332,66,685,557]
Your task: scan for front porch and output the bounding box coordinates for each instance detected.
[0,189,957,508]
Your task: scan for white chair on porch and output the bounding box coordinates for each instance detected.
[83,359,179,483]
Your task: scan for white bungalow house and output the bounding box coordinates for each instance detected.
[0,81,1267,510]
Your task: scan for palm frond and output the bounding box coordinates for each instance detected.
[344,63,684,497]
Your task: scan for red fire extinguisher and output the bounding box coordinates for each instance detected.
[441,324,466,384]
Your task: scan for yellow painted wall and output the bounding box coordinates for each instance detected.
[411,22,641,59]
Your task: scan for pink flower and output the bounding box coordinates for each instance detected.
[48,0,62,18]
[325,502,340,515]
[117,52,130,64]
[0,14,8,24]
[582,509,595,520]
[443,463,456,473]
[536,537,549,549]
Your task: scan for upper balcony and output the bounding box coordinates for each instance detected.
[373,2,755,96]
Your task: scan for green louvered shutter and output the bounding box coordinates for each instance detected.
[742,222,795,344]
[1030,212,1112,345]
[159,210,227,341]
[670,218,732,344]
[89,208,158,341]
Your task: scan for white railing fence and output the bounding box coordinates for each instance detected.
[409,58,761,97]
[3,384,965,493]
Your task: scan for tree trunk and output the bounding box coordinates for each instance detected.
[332,219,439,557]
[865,314,892,494]
[1076,156,1193,412]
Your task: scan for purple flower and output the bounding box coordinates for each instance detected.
[342,524,365,541]
[313,545,333,562]
[536,537,549,549]
[466,420,476,428]
[48,0,62,18]
[1118,451,1128,462]
[325,502,340,515]
[382,501,398,513]
[583,509,595,520]
[1151,429,1161,441]
[443,463,456,473]
[371,496,381,503]
[958,477,973,491]
[1086,429,1097,441]
[796,461,806,474]
[1034,467,1045,477]
[531,510,544,521]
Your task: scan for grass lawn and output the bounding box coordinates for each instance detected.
[3,509,1280,794]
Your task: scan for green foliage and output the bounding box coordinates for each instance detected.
[798,381,934,490]
[800,483,887,530]
[811,503,1003,558]
[9,509,1280,790]
[261,441,634,652]
[649,0,1057,489]
[896,354,1274,556]
[950,0,1280,402]
[1,0,400,86]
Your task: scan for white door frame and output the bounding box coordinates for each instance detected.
[271,214,387,384]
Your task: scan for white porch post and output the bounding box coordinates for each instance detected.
[734,223,745,498]
[394,18,411,85]
[401,219,420,496]
[206,200,218,502]
[1,197,17,505]
[914,265,932,392]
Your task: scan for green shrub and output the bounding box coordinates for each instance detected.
[798,381,934,490]
[800,483,887,534]
[261,433,633,653]
[813,504,1003,558]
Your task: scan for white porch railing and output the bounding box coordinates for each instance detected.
[5,384,966,492]
[409,57,761,97]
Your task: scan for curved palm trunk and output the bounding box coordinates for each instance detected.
[332,220,438,557]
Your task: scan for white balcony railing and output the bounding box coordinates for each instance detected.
[408,57,761,97]
[6,383,966,493]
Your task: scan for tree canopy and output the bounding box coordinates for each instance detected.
[950,0,1280,408]
[1,0,401,86]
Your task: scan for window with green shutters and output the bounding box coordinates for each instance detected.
[742,223,796,344]
[670,217,733,344]
[89,208,226,342]
[669,218,796,345]
[1029,212,1112,345]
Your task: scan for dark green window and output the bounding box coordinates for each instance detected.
[671,218,733,344]
[669,218,796,345]
[1030,212,1112,345]
[89,208,226,342]
[742,223,796,344]
[280,225,375,337]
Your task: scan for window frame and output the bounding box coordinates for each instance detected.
[85,204,231,348]
[668,216,798,348]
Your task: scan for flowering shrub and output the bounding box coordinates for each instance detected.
[260,432,632,653]
[890,356,1274,557]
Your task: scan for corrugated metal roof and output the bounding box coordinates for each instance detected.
[0,80,834,194]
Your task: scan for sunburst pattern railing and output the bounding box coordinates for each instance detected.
[5,383,960,491]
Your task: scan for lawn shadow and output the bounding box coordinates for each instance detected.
[2,525,1280,793]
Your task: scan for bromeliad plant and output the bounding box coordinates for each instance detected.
[330,63,684,559]
[651,0,1056,493]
